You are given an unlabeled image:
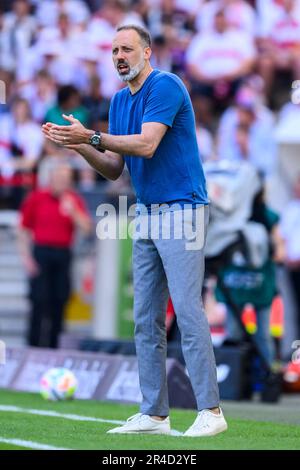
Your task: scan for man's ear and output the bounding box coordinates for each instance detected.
[144,47,152,60]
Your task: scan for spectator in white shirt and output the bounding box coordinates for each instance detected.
[195,0,257,37]
[186,8,256,121]
[218,77,275,138]
[217,87,277,177]
[258,0,300,98]
[35,0,90,28]
[17,12,83,88]
[0,0,36,72]
[19,69,57,123]
[256,0,300,38]
[0,97,44,208]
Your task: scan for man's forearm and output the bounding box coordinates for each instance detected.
[44,116,163,159]
[75,144,124,181]
[85,130,154,158]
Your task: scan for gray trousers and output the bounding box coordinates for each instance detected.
[133,204,220,416]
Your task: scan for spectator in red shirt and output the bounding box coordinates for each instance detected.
[18,159,92,348]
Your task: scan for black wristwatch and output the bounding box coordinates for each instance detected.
[89,131,104,152]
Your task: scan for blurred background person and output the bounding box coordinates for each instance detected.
[0,96,44,209]
[45,84,90,126]
[19,69,57,123]
[0,0,36,73]
[258,0,300,104]
[16,11,84,89]
[18,159,92,348]
[217,87,277,177]
[35,0,90,28]
[186,8,256,125]
[195,0,257,36]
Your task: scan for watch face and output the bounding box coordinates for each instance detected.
[91,135,100,145]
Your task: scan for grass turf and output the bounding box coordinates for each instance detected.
[0,389,299,450]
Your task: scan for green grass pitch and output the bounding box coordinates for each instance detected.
[0,389,299,450]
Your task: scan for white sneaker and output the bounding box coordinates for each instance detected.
[107,413,171,435]
[184,408,228,437]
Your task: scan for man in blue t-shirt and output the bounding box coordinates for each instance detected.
[43,25,227,437]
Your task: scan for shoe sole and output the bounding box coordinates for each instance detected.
[107,429,171,435]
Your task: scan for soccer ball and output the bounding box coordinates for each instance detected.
[40,367,78,401]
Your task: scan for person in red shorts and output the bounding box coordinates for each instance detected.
[18,160,92,348]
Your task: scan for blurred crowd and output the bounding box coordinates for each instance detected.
[1,0,300,350]
[0,0,300,198]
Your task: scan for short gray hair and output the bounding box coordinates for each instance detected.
[116,24,151,48]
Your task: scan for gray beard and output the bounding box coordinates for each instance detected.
[117,58,145,83]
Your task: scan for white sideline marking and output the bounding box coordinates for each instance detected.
[0,404,183,436]
[0,405,124,425]
[0,437,69,450]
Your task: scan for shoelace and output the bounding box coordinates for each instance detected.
[126,413,143,423]
[191,410,217,430]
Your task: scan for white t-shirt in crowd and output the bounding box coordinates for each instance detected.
[186,29,256,79]
[20,84,56,123]
[35,0,90,27]
[269,12,300,48]
[17,26,83,86]
[217,106,277,176]
[257,0,300,37]
[218,105,275,142]
[0,12,37,72]
[195,0,257,36]
[280,200,300,261]
[0,114,44,177]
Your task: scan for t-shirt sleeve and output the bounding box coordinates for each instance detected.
[108,95,117,135]
[142,76,184,128]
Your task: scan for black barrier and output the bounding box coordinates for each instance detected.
[0,347,197,408]
[0,342,253,404]
[78,339,253,400]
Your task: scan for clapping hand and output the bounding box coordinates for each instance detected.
[42,114,90,149]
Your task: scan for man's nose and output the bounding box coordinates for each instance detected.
[116,51,126,61]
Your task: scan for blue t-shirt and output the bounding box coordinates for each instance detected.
[109,69,208,206]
